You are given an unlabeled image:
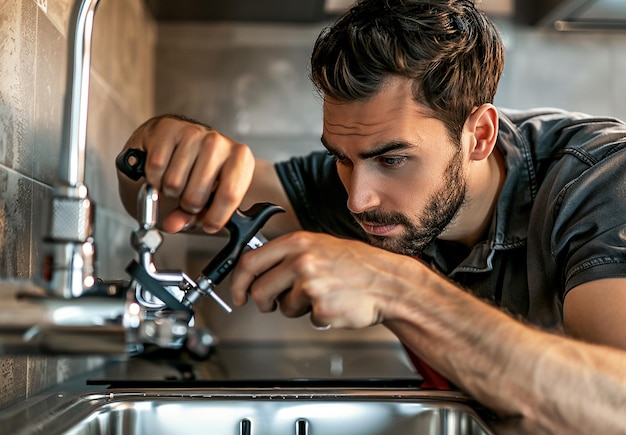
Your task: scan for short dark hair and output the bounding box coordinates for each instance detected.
[310,0,505,143]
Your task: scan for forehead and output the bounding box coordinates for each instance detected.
[323,78,416,123]
[322,78,447,150]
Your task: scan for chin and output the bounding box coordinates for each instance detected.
[365,235,419,257]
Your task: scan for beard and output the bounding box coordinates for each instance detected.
[352,151,467,256]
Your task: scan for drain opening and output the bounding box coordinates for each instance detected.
[240,418,252,435]
[296,418,309,435]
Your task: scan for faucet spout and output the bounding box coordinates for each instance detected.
[61,0,101,187]
[44,0,101,298]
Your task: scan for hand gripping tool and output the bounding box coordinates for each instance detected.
[116,148,284,315]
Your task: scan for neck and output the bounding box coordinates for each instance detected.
[441,148,505,248]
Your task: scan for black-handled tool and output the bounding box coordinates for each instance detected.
[116,148,147,181]
[201,204,279,286]
[116,147,284,292]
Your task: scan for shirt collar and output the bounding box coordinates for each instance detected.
[422,109,537,274]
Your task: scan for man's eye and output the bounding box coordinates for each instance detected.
[379,156,406,167]
[328,151,348,164]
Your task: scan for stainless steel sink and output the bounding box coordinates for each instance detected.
[0,343,521,434]
[2,388,495,435]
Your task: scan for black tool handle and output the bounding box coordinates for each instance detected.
[201,203,283,285]
[116,148,147,181]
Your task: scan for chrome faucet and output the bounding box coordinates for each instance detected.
[0,0,195,355]
[0,0,112,355]
[0,0,282,356]
[46,0,99,298]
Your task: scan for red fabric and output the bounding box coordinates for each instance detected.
[403,255,452,390]
[404,255,453,390]
[404,346,452,390]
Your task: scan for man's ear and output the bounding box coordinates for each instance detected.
[465,104,498,161]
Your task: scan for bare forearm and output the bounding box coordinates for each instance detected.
[383,267,626,433]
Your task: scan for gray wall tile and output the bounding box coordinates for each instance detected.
[0,0,156,409]
[0,0,37,175]
[608,36,626,118]
[156,24,323,139]
[495,24,626,120]
[0,356,27,408]
[33,5,66,185]
[30,181,50,278]
[0,169,33,279]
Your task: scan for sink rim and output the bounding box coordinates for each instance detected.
[1,387,494,435]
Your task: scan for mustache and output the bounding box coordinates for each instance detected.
[351,210,412,226]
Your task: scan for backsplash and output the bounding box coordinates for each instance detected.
[0,0,159,409]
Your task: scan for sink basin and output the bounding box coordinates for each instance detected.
[1,388,495,435]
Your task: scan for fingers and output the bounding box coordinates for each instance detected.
[229,233,390,330]
[230,243,292,309]
[230,234,313,307]
[309,314,332,330]
[127,115,254,234]
[137,117,182,189]
[194,139,255,233]
[160,209,197,233]
[231,235,324,319]
[160,128,205,200]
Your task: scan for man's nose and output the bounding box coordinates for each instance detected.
[344,166,381,214]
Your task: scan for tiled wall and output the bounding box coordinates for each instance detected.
[0,0,159,409]
[494,19,626,118]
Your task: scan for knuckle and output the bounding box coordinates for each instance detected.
[145,151,168,174]
[200,130,223,151]
[181,127,205,145]
[292,253,317,276]
[285,232,315,250]
[217,185,240,205]
[248,284,269,309]
[312,300,334,319]
[292,251,313,267]
[160,172,183,194]
[181,189,206,209]
[237,251,256,273]
[232,141,253,159]
[143,115,165,133]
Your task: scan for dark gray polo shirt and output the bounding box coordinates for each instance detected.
[274,108,626,331]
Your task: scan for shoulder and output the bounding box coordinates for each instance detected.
[498,107,626,158]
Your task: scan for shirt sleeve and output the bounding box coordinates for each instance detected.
[557,147,626,296]
[527,115,626,301]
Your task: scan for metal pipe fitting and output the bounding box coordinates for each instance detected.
[0,280,190,355]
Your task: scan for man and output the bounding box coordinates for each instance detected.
[118,0,626,432]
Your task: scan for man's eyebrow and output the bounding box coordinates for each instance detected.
[320,135,336,152]
[320,135,414,159]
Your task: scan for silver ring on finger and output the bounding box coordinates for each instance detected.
[310,320,332,331]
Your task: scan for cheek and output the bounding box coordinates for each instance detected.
[391,171,441,213]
